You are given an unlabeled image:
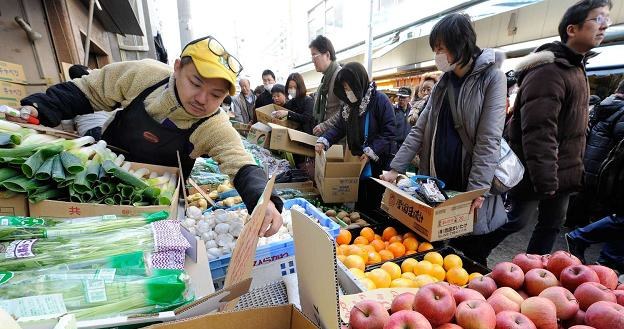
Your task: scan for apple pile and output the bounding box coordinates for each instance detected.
[347,251,624,329]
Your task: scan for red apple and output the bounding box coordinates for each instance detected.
[585,301,624,329]
[468,276,498,299]
[560,265,599,292]
[413,284,457,327]
[492,262,525,290]
[436,281,460,295]
[617,284,624,291]
[454,288,486,305]
[587,265,618,290]
[538,286,579,320]
[546,251,582,279]
[524,269,559,296]
[613,290,624,306]
[520,297,557,329]
[574,282,617,311]
[455,299,496,329]
[493,288,525,304]
[391,293,416,314]
[350,300,390,329]
[489,293,522,314]
[383,310,432,329]
[541,254,550,268]
[517,290,529,300]
[564,309,586,327]
[513,254,545,274]
[435,324,463,329]
[568,326,596,329]
[495,311,537,329]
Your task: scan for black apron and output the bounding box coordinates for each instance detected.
[102,78,209,177]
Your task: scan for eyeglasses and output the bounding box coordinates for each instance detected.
[311,53,323,61]
[586,14,612,27]
[183,36,243,76]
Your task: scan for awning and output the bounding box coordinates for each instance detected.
[80,0,144,36]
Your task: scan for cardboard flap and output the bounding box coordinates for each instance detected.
[221,176,276,311]
[292,209,340,329]
[439,188,488,207]
[250,122,272,133]
[324,162,364,178]
[174,278,253,320]
[287,128,318,147]
[256,105,299,129]
[325,145,344,160]
[372,178,432,208]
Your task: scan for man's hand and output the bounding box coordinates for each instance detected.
[4,106,38,124]
[313,125,322,136]
[469,196,485,214]
[380,169,399,183]
[274,110,288,119]
[259,201,283,237]
[360,154,369,162]
[315,143,324,155]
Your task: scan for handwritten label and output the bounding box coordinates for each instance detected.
[4,239,36,259]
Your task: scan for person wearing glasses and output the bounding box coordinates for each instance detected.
[408,75,437,126]
[309,35,342,136]
[5,36,284,237]
[456,0,613,262]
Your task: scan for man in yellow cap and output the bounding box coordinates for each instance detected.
[6,36,283,237]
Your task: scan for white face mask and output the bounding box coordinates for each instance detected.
[264,83,274,92]
[222,105,231,111]
[434,52,456,72]
[288,88,297,99]
[345,90,358,103]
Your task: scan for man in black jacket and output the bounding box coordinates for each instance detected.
[254,69,276,108]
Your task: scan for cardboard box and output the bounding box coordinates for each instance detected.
[0,194,29,216]
[268,123,318,157]
[0,60,27,84]
[145,203,343,329]
[247,122,272,148]
[255,104,299,129]
[375,178,487,242]
[0,81,27,107]
[315,146,365,203]
[28,162,180,219]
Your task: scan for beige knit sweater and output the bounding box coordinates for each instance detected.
[72,59,254,177]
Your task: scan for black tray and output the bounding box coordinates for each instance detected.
[364,245,491,275]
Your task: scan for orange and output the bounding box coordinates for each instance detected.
[336,229,352,245]
[343,255,366,271]
[446,267,469,286]
[401,272,417,280]
[370,240,385,252]
[366,269,392,288]
[382,227,399,241]
[337,244,350,256]
[337,254,346,263]
[358,244,375,253]
[417,242,434,252]
[349,268,366,279]
[374,234,383,241]
[413,274,436,288]
[353,236,370,245]
[387,242,406,258]
[359,277,377,290]
[413,260,434,276]
[468,272,483,281]
[391,278,416,288]
[424,252,444,266]
[403,237,419,251]
[381,262,402,280]
[367,251,382,265]
[405,250,417,255]
[443,254,463,271]
[360,227,375,242]
[400,258,419,273]
[379,250,395,262]
[430,264,446,281]
[347,245,369,263]
[388,235,403,244]
[403,232,417,239]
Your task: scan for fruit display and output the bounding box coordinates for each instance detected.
[343,250,624,329]
[339,242,487,290]
[325,209,371,229]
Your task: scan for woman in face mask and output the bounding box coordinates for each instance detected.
[272,73,314,135]
[315,62,396,213]
[379,13,507,265]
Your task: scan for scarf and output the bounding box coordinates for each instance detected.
[313,61,340,125]
[342,82,375,155]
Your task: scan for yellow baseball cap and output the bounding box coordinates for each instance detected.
[180,37,239,96]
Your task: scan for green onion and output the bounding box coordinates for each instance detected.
[21,149,45,178]
[0,168,17,182]
[72,169,91,194]
[29,188,66,203]
[60,151,84,174]
[34,156,55,181]
[111,167,148,189]
[158,173,178,206]
[1,177,44,194]
[85,161,100,182]
[51,155,65,182]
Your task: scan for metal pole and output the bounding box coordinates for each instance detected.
[83,0,95,66]
[365,0,374,79]
[177,0,193,47]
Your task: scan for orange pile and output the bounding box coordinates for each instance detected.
[336,227,434,266]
